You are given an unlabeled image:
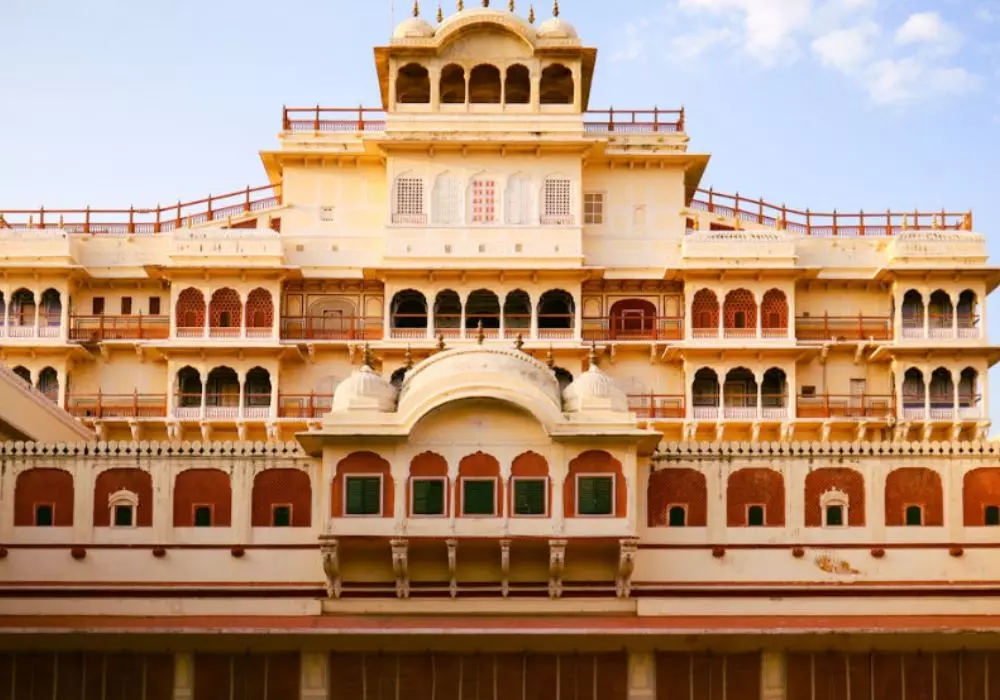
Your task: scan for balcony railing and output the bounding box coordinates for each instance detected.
[690,326,790,341]
[691,395,789,421]
[796,315,893,342]
[583,317,684,342]
[690,188,972,236]
[388,316,574,341]
[175,325,275,340]
[67,393,168,419]
[902,395,983,421]
[584,108,685,133]
[900,314,980,341]
[627,394,685,419]
[69,315,170,342]
[0,185,282,234]
[278,393,335,419]
[280,316,383,341]
[173,393,273,420]
[796,394,895,420]
[0,315,62,339]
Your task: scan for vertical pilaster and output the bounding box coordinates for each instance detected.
[706,462,726,541]
[231,459,252,542]
[301,652,329,700]
[627,651,656,700]
[761,651,786,700]
[59,286,70,341]
[202,286,211,338]
[173,652,194,700]
[74,456,94,544]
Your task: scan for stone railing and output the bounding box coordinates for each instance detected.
[682,230,796,262]
[169,229,284,261]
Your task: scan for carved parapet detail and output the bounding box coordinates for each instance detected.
[391,538,410,599]
[616,538,639,599]
[321,540,341,599]
[548,539,567,600]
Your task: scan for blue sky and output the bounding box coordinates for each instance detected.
[2,0,998,425]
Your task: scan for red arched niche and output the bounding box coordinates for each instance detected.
[174,469,232,527]
[565,450,626,518]
[691,289,719,332]
[252,469,312,527]
[332,452,393,518]
[410,452,449,517]
[94,468,153,527]
[727,468,785,527]
[724,289,757,331]
[456,452,502,517]
[804,468,865,527]
[175,288,206,329]
[885,468,943,526]
[963,468,1000,525]
[509,451,550,516]
[647,468,707,527]
[245,288,274,330]
[15,468,74,526]
[209,288,242,329]
[609,299,656,339]
[761,289,788,331]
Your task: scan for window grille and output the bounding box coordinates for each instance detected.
[395,177,424,216]
[543,178,572,222]
[584,192,605,224]
[513,479,546,516]
[413,479,445,516]
[577,476,613,516]
[463,480,496,516]
[471,178,497,223]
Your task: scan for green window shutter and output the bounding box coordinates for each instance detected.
[272,505,292,527]
[578,476,613,516]
[346,477,382,515]
[35,505,53,527]
[668,506,686,527]
[413,480,445,516]
[905,505,923,526]
[194,506,213,527]
[114,505,134,527]
[747,505,765,527]
[825,505,843,527]
[514,480,546,516]
[986,505,1000,526]
[463,480,496,516]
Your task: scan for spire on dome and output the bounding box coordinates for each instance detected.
[515,334,525,351]
[362,343,375,369]
[482,0,490,6]
[404,345,414,369]
[437,332,447,351]
[458,0,464,10]
[476,320,486,345]
[528,4,535,22]
[588,342,599,369]
[437,2,444,21]
[546,345,555,368]
[553,0,559,17]
[413,0,420,17]
[509,0,515,10]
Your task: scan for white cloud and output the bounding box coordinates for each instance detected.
[864,58,982,104]
[895,12,962,55]
[669,27,739,61]
[611,20,649,62]
[812,21,880,72]
[676,0,814,65]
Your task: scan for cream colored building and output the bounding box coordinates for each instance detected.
[0,4,998,700]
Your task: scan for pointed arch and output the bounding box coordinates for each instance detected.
[728,468,785,527]
[37,367,59,402]
[504,64,531,104]
[209,288,242,336]
[761,289,788,337]
[540,63,574,105]
[885,468,942,526]
[469,64,502,104]
[391,289,428,334]
[466,289,501,331]
[245,288,274,336]
[396,62,430,104]
[175,288,206,335]
[439,64,466,104]
[723,289,756,337]
[503,289,532,334]
[691,289,719,337]
[433,289,462,337]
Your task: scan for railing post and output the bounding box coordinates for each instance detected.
[315,104,321,132]
[832,209,838,237]
[653,107,659,133]
[133,389,139,418]
[806,208,812,237]
[84,206,90,234]
[129,206,135,234]
[309,392,316,419]
[176,200,182,229]
[358,104,365,131]
[39,206,44,230]
[96,389,103,420]
[99,314,105,342]
[138,312,143,339]
[244,186,252,214]
[859,209,865,237]
[707,187,714,213]
[678,106,685,132]
[206,194,213,222]
[608,106,615,132]
[155,206,161,234]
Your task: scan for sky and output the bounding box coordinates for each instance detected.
[1,0,999,426]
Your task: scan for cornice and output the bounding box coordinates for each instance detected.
[0,440,307,458]
[653,440,1000,461]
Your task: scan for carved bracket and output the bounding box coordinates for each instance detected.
[616,538,639,599]
[447,538,458,599]
[321,540,341,599]
[391,539,410,600]
[548,539,567,600]
[500,539,511,599]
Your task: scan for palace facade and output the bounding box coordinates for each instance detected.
[0,3,999,699]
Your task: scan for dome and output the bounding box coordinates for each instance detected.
[536,17,577,39]
[393,16,435,39]
[563,355,629,414]
[331,364,397,413]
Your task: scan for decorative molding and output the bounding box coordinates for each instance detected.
[654,439,1000,462]
[616,538,638,599]
[0,440,307,457]
[321,540,341,599]
[391,538,410,599]
[500,539,511,598]
[548,538,566,600]
[447,538,458,599]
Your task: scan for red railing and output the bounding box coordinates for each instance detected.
[67,393,168,419]
[628,394,685,419]
[691,188,973,235]
[282,106,685,134]
[278,393,335,418]
[583,317,684,341]
[69,315,170,342]
[796,394,896,419]
[0,184,282,234]
[795,315,893,341]
[280,316,384,341]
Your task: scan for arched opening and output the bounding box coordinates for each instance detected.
[886,468,942,526]
[174,469,232,527]
[959,368,980,417]
[466,289,501,333]
[760,289,788,338]
[12,366,30,384]
[209,288,242,337]
[175,288,206,336]
[727,468,785,527]
[609,299,657,340]
[902,290,924,336]
[958,290,979,337]
[929,367,955,418]
[692,368,720,419]
[963,468,1000,525]
[175,367,203,413]
[928,290,954,336]
[37,367,58,402]
[691,289,720,338]
[391,290,428,337]
[301,297,358,339]
[537,289,575,338]
[252,469,312,527]
[39,289,61,334]
[15,468,74,527]
[245,367,272,418]
[469,64,502,104]
[647,469,708,527]
[723,289,757,338]
[440,64,466,104]
[761,368,787,417]
[504,64,531,104]
[396,63,430,104]
[804,469,866,527]
[205,367,240,417]
[724,367,758,419]
[553,367,574,392]
[10,289,35,328]
[433,290,462,338]
[540,63,574,105]
[902,368,926,419]
[390,367,408,391]
[0,292,5,326]
[94,468,154,528]
[245,288,274,338]
[503,290,531,336]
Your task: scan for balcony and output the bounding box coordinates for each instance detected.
[796,315,893,342]
[901,396,983,422]
[690,326,791,342]
[68,393,168,419]
[277,393,334,419]
[690,395,789,421]
[69,315,170,342]
[280,316,383,341]
[172,393,273,421]
[0,315,62,340]
[796,394,895,420]
[583,316,683,342]
[900,314,981,341]
[627,394,685,420]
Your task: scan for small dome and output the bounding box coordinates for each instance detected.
[563,360,628,414]
[536,17,577,39]
[331,365,397,413]
[393,16,435,39]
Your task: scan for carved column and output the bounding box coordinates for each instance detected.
[301,652,329,700]
[548,539,566,599]
[173,652,194,700]
[627,651,656,700]
[760,651,786,700]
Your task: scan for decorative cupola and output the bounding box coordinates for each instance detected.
[537,0,577,38]
[563,345,629,414]
[393,0,436,38]
[330,346,398,413]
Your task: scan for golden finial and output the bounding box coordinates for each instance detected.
[437,2,444,21]
[528,4,535,22]
[515,334,525,351]
[437,333,447,351]
[413,0,420,17]
[362,344,375,369]
[509,0,515,10]
[58,214,64,228]
[404,345,414,369]
[546,345,555,368]
[588,342,599,369]
[476,320,486,345]
[457,0,464,10]
[482,0,489,6]
[553,0,559,17]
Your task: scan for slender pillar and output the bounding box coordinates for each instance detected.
[203,287,211,338]
[924,366,931,421]
[173,653,194,700]
[32,289,40,337]
[240,293,247,339]
[953,370,960,419]
[270,369,279,420]
[1,285,8,338]
[301,652,329,700]
[59,288,69,341]
[627,652,656,700]
[530,300,539,340]
[238,374,246,420]
[761,652,786,700]
[922,298,930,340]
[952,292,959,339]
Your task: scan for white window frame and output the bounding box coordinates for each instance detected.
[108,489,139,529]
[820,489,849,528]
[343,473,385,518]
[410,476,448,518]
[666,503,688,528]
[460,476,499,518]
[575,473,616,518]
[510,476,549,519]
[583,191,605,225]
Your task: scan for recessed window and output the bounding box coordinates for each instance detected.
[92,297,105,315]
[513,478,547,517]
[149,296,161,315]
[395,177,424,217]
[345,476,382,516]
[905,505,924,527]
[747,505,765,527]
[462,479,496,516]
[543,178,572,221]
[577,475,614,516]
[985,505,1000,526]
[825,505,844,527]
[120,296,133,315]
[113,504,134,527]
[193,506,213,527]
[471,179,497,224]
[668,505,687,527]
[272,505,292,527]
[801,385,817,397]
[412,478,445,516]
[34,504,54,527]
[584,192,605,225]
